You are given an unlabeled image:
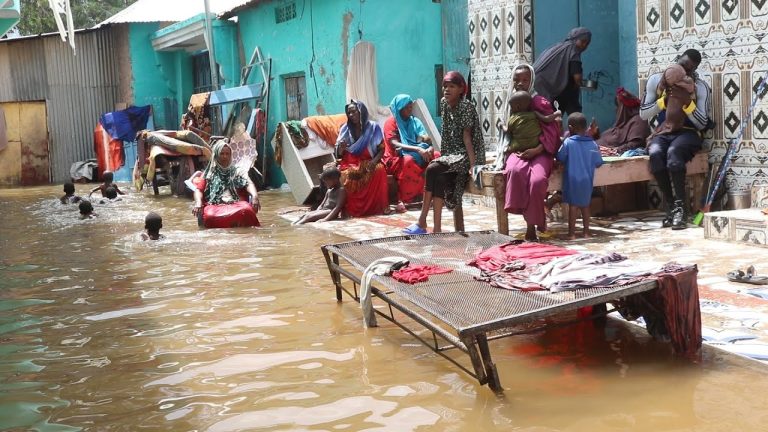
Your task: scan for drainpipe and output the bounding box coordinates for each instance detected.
[204,0,219,90]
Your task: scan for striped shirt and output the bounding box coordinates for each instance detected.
[639,71,713,131]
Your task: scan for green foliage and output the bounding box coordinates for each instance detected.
[17,0,138,36]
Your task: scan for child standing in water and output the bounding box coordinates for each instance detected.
[293,167,347,225]
[60,182,82,204]
[556,112,603,239]
[141,212,164,240]
[89,171,126,198]
[78,200,96,219]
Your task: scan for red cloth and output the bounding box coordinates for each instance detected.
[467,242,579,272]
[619,264,701,360]
[382,116,435,204]
[202,201,260,228]
[651,265,702,359]
[392,264,453,284]
[339,148,389,217]
[94,123,124,177]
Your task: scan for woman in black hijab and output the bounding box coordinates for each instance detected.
[533,27,592,114]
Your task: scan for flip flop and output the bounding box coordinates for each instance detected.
[727,266,768,285]
[402,223,427,235]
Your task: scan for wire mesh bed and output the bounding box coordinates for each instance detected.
[321,231,661,391]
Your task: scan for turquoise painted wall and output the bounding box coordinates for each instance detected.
[129,23,177,129]
[213,22,240,90]
[532,0,620,131]
[618,0,639,95]
[235,0,442,187]
[129,21,240,129]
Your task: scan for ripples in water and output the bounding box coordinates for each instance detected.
[2,186,768,431]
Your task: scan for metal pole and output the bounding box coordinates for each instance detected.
[203,0,219,90]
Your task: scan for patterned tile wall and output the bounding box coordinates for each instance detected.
[637,0,768,194]
[468,0,533,151]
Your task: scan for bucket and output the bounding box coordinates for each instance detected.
[726,191,751,210]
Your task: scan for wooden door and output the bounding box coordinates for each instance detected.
[0,101,50,186]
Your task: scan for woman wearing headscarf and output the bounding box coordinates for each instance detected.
[383,94,439,210]
[336,100,390,217]
[533,27,592,114]
[497,63,562,241]
[403,71,485,234]
[597,87,651,155]
[192,140,260,228]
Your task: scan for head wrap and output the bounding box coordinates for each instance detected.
[388,94,427,147]
[616,87,640,108]
[337,99,383,157]
[442,71,467,96]
[494,63,537,169]
[201,140,247,204]
[532,27,592,102]
[597,87,650,150]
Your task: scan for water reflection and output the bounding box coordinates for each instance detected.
[1,186,768,431]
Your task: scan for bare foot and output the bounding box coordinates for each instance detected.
[582,231,593,238]
[567,233,577,240]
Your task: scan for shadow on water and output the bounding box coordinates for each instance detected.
[1,185,768,431]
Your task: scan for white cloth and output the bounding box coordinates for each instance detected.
[529,253,663,293]
[360,256,409,328]
[48,0,75,52]
[345,41,389,121]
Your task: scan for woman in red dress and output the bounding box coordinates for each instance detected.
[382,94,438,210]
[336,100,390,217]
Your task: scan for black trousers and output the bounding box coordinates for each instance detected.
[648,129,702,206]
[424,163,456,199]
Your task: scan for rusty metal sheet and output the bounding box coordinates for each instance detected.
[19,102,49,185]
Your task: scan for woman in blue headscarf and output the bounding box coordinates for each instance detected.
[336,100,390,217]
[533,27,591,114]
[383,94,438,209]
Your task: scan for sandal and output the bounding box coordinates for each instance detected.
[727,266,768,285]
[402,223,428,235]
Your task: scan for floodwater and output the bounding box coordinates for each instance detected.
[2,185,768,432]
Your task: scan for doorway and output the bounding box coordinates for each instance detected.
[0,101,50,186]
[284,75,307,121]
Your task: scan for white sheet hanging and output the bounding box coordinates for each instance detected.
[345,41,389,121]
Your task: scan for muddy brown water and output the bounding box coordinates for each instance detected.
[1,185,768,431]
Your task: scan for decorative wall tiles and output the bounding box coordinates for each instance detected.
[468,0,532,150]
[703,209,768,246]
[637,0,768,195]
[468,1,768,199]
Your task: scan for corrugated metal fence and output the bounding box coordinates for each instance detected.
[0,28,120,183]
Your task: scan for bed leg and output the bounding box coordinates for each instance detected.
[495,201,509,235]
[453,206,465,232]
[321,247,343,302]
[461,334,488,385]
[476,333,502,392]
[492,173,509,235]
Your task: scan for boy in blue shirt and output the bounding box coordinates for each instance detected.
[556,113,603,239]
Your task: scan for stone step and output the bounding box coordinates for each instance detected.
[703,208,768,247]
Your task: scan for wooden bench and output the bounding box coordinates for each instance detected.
[454,152,709,235]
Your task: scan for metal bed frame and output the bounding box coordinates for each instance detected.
[321,231,659,391]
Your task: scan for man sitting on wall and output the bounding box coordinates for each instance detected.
[639,49,713,230]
